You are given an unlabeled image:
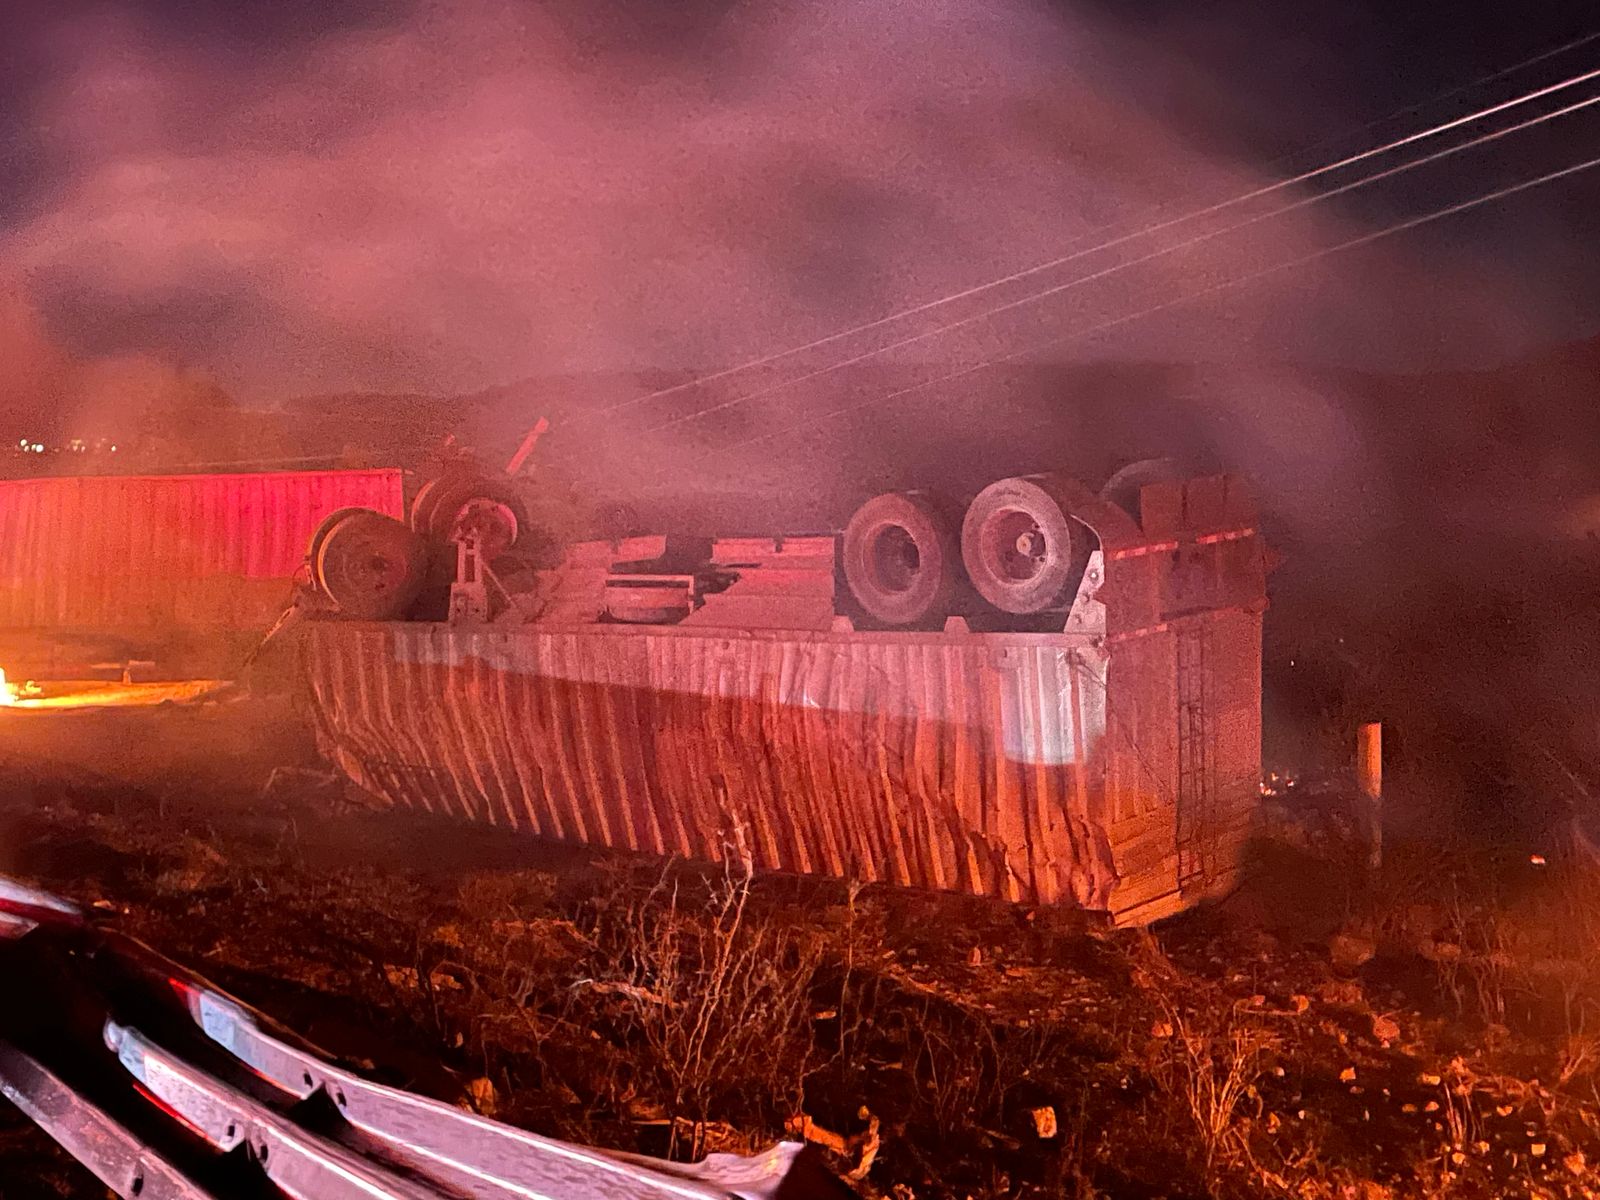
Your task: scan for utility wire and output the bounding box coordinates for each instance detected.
[637,86,1600,438]
[584,43,1600,426]
[1261,28,1600,172]
[695,150,1600,462]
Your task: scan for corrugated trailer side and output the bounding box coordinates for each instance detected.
[0,469,404,632]
[302,615,1260,921]
[305,622,1123,907]
[1097,605,1264,924]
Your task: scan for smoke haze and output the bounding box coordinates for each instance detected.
[4,0,1600,828]
[2,0,1578,402]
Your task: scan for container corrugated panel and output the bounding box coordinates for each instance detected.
[306,623,1130,909]
[1101,607,1265,925]
[1100,629,1180,918]
[0,470,404,632]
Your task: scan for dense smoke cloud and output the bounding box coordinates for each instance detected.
[0,278,218,447]
[2,0,1555,416]
[0,283,66,428]
[0,0,1574,613]
[1,0,1591,567]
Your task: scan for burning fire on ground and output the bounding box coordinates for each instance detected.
[0,666,230,710]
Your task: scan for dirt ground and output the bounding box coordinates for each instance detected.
[3,699,1600,1199]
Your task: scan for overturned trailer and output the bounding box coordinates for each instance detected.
[303,469,1266,925]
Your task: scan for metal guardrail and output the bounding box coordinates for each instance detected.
[0,1044,212,1200]
[0,876,844,1200]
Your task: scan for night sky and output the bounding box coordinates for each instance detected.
[1,0,1598,427]
[1088,0,1600,319]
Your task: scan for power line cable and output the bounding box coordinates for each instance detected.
[637,86,1600,438]
[695,150,1600,463]
[582,45,1600,426]
[1262,28,1600,171]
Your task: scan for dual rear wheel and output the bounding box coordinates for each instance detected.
[306,468,538,621]
[841,473,1093,626]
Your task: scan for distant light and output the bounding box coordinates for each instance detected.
[1530,854,1547,866]
[29,443,43,453]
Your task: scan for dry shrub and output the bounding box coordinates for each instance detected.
[1558,1028,1600,1088]
[897,1005,998,1141]
[586,829,825,1155]
[1149,994,1278,1177]
[1052,1090,1106,1200]
[1430,891,1516,1028]
[427,873,592,1068]
[887,1002,1059,1146]
[1355,840,1524,1011]
[821,879,885,1096]
[1393,848,1600,1097]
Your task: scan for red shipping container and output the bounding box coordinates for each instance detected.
[0,470,404,634]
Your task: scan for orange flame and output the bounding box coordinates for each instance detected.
[0,676,229,710]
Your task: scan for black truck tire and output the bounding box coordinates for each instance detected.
[842,491,960,626]
[314,511,428,621]
[960,475,1089,614]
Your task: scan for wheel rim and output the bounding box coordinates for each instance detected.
[866,523,921,595]
[451,497,521,558]
[981,508,1050,584]
[961,475,1089,614]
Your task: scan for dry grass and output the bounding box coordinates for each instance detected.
[1148,993,1278,1178]
[22,772,1600,1200]
[586,830,825,1157]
